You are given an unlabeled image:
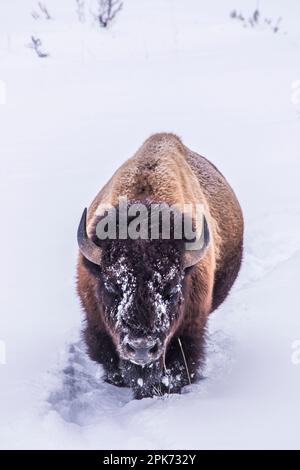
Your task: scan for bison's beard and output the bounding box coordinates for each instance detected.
[119,357,165,399]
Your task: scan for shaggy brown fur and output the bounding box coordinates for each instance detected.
[77,133,243,398]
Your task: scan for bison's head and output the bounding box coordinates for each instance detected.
[77,201,209,367]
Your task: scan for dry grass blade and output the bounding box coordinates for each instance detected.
[152,385,163,397]
[178,337,192,385]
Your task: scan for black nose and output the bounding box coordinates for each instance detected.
[124,338,160,364]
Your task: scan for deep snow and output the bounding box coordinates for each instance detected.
[0,0,300,449]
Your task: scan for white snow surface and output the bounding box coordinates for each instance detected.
[0,0,300,450]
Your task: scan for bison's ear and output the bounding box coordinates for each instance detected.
[183,215,210,269]
[77,208,103,265]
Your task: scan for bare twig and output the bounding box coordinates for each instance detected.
[230,8,282,33]
[96,0,123,28]
[28,36,49,58]
[31,2,52,21]
[38,2,52,20]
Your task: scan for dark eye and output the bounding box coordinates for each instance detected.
[163,284,180,302]
[104,280,121,298]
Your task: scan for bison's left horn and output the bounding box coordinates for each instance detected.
[77,208,102,265]
[183,215,210,269]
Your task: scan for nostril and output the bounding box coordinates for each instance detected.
[124,338,160,361]
[125,343,136,354]
[149,343,158,355]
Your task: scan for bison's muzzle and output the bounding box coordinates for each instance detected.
[120,337,162,366]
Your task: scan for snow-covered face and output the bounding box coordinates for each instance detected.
[98,239,186,366]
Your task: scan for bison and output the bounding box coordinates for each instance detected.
[77,133,243,399]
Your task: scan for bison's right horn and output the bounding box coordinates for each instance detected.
[77,208,102,265]
[183,215,210,268]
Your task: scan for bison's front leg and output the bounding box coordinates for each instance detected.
[119,359,164,399]
[84,326,125,387]
[161,333,206,394]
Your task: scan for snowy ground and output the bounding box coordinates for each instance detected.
[0,0,300,449]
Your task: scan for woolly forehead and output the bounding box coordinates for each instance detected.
[104,256,181,289]
[100,238,184,286]
[100,241,185,336]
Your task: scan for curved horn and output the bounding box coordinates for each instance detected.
[183,215,210,269]
[77,208,102,265]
